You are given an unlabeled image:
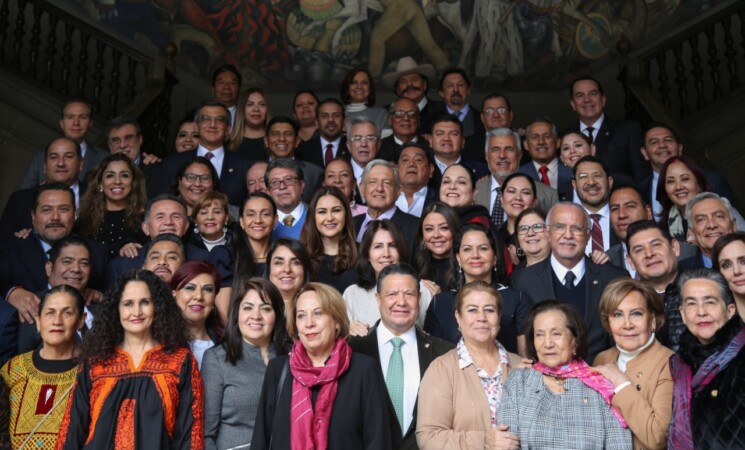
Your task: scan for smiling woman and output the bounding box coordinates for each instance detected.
[170,156,220,217]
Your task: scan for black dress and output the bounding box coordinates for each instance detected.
[315,255,358,294]
[95,209,147,258]
[236,137,267,160]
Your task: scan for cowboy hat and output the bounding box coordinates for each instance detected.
[381,56,437,90]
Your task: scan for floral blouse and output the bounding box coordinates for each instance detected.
[456,338,510,426]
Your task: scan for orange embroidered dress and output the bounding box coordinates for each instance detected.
[54,345,204,450]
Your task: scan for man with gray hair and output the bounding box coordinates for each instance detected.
[680,192,740,269]
[518,116,573,197]
[475,127,558,228]
[511,201,628,361]
[345,116,383,183]
[377,97,424,163]
[354,159,419,260]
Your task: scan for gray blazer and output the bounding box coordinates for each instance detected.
[16,142,108,190]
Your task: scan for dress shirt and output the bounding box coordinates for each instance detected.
[228,105,236,127]
[396,186,428,217]
[197,145,225,177]
[376,323,420,434]
[79,141,88,159]
[532,158,560,190]
[417,97,428,113]
[394,135,418,146]
[277,202,305,227]
[320,137,342,159]
[434,156,461,176]
[619,243,637,279]
[351,159,365,183]
[71,182,80,216]
[550,254,586,287]
[582,203,611,254]
[702,254,712,268]
[651,171,663,221]
[447,104,470,121]
[580,114,604,143]
[488,177,507,223]
[357,205,397,241]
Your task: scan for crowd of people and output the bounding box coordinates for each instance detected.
[0,58,743,449]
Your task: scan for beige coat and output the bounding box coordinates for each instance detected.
[416,348,521,450]
[594,340,674,450]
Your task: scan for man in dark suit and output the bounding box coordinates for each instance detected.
[16,98,108,191]
[354,160,420,261]
[431,68,484,140]
[567,76,648,183]
[511,202,628,361]
[396,143,436,218]
[463,93,529,165]
[519,117,573,198]
[679,192,738,270]
[606,185,653,275]
[296,98,348,168]
[380,56,443,136]
[212,64,241,125]
[1,137,86,238]
[158,101,253,206]
[378,97,426,163]
[0,183,108,324]
[572,156,620,254]
[350,263,453,450]
[427,115,489,188]
[639,123,736,220]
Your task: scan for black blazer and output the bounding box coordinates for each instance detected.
[0,182,88,239]
[510,257,629,361]
[354,209,420,263]
[251,352,393,450]
[567,117,648,183]
[349,324,453,450]
[428,103,485,139]
[418,98,445,135]
[16,143,108,191]
[296,136,349,168]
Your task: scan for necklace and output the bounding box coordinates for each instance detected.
[551,376,567,390]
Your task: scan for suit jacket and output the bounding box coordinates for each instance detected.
[416,348,522,449]
[0,182,88,239]
[158,149,253,206]
[518,161,573,199]
[297,160,324,204]
[475,176,558,219]
[418,98,445,135]
[354,209,420,263]
[16,142,108,191]
[377,136,429,163]
[607,243,626,271]
[349,324,454,450]
[428,103,484,139]
[594,340,674,450]
[509,257,629,361]
[567,117,648,183]
[639,168,736,212]
[296,136,349,168]
[0,300,18,366]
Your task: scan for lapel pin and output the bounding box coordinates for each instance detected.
[425,343,430,349]
[229,168,234,173]
[593,280,598,285]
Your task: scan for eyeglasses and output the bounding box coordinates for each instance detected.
[268,176,299,190]
[484,107,509,115]
[550,223,587,235]
[349,135,378,143]
[199,115,227,124]
[516,223,547,235]
[391,110,418,119]
[109,134,137,145]
[182,173,212,184]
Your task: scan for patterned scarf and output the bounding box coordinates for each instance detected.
[668,327,745,450]
[289,337,351,450]
[533,358,627,428]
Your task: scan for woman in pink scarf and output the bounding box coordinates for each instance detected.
[498,301,632,448]
[251,283,392,450]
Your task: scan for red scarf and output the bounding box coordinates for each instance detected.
[289,337,351,450]
[533,359,628,428]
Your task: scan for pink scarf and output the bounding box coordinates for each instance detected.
[533,359,628,428]
[289,337,351,450]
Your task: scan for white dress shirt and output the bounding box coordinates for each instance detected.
[357,205,396,242]
[320,137,342,159]
[351,159,365,183]
[434,156,461,176]
[376,323,420,434]
[550,254,586,286]
[277,202,305,226]
[651,171,663,221]
[396,186,429,217]
[197,145,225,177]
[580,114,604,143]
[582,203,612,254]
[532,158,560,190]
[488,177,507,223]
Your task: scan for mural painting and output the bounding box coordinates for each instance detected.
[70,0,729,90]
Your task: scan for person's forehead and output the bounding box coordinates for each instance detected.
[248,163,268,176]
[484,97,509,108]
[628,228,667,247]
[48,141,78,156]
[199,106,228,117]
[110,124,137,136]
[368,165,394,178]
[151,200,185,215]
[645,127,675,140]
[610,188,643,205]
[268,167,296,178]
[433,121,460,133]
[148,240,182,255]
[488,134,518,148]
[443,73,466,85]
[269,123,296,134]
[399,146,427,160]
[692,198,727,215]
[63,102,91,115]
[573,79,601,94]
[381,273,418,290]
[351,123,376,135]
[551,205,584,223]
[319,102,342,114]
[528,122,553,134]
[58,244,90,259]
[682,278,721,297]
[215,71,238,83]
[392,98,417,110]
[37,190,73,207]
[575,162,606,176]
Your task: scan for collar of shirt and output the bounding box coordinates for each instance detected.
[621,243,637,278]
[376,322,417,353]
[581,113,604,134]
[417,97,428,112]
[434,156,461,175]
[34,231,52,255]
[583,203,610,221]
[456,337,509,372]
[351,158,364,181]
[277,202,306,224]
[79,141,88,159]
[447,104,470,118]
[702,254,713,268]
[550,254,586,286]
[532,157,559,175]
[490,176,502,192]
[198,145,225,176]
[320,137,341,153]
[394,135,417,146]
[395,186,428,216]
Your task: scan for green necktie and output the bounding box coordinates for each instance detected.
[386,337,405,433]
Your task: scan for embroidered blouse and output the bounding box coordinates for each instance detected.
[456,338,510,426]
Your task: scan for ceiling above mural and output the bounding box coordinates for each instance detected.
[76,0,728,91]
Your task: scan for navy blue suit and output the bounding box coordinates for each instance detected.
[296,136,349,168]
[518,161,574,199]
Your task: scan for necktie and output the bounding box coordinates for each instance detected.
[564,271,575,289]
[590,213,604,253]
[585,127,595,144]
[386,337,405,433]
[282,215,295,228]
[538,165,550,186]
[490,187,504,228]
[204,151,214,160]
[324,143,334,166]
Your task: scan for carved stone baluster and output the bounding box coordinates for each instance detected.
[124,56,137,103]
[28,3,42,78]
[11,0,29,68]
[672,42,690,118]
[655,52,671,111]
[76,31,90,96]
[705,26,723,100]
[109,49,122,116]
[92,40,105,114]
[60,23,73,95]
[44,14,58,86]
[0,0,10,60]
[722,16,739,91]
[689,34,705,111]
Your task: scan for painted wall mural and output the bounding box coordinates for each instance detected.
[70,0,729,90]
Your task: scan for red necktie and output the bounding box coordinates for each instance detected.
[324,144,334,166]
[538,165,550,186]
[590,213,604,253]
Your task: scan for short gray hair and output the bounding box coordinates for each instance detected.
[346,116,380,138]
[525,116,559,140]
[360,159,400,191]
[685,192,736,230]
[484,127,522,154]
[546,201,592,229]
[677,267,734,305]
